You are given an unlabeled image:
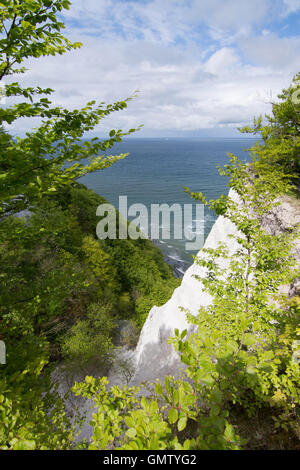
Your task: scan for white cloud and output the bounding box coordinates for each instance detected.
[282,0,300,14]
[63,0,277,45]
[7,0,300,136]
[239,34,300,69]
[204,47,240,75]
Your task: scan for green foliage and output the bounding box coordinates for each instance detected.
[117,292,134,317]
[104,237,179,325]
[135,277,180,327]
[72,376,173,450]
[0,382,80,450]
[239,72,300,177]
[0,318,80,449]
[0,360,81,450]
[0,0,141,217]
[0,200,88,340]
[61,303,115,371]
[67,184,108,235]
[72,373,244,450]
[0,180,178,449]
[0,0,169,450]
[81,235,120,296]
[0,0,81,78]
[172,155,300,442]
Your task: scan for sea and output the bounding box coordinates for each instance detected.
[79,137,256,277]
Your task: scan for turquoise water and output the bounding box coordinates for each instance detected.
[79,137,256,274]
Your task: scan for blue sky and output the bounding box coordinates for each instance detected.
[13,0,300,137]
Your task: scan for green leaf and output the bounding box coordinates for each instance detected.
[243,333,256,347]
[181,329,188,339]
[126,428,137,439]
[125,416,135,428]
[168,408,178,424]
[177,416,187,432]
[155,383,164,396]
[165,376,171,395]
[140,396,148,411]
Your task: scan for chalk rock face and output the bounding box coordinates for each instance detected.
[289,278,300,298]
[132,189,241,384]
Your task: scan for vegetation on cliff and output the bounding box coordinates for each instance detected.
[239,73,300,179]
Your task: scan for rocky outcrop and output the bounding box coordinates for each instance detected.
[261,195,300,266]
[289,278,300,298]
[132,189,241,384]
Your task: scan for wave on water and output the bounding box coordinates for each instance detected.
[153,240,191,278]
[80,138,254,279]
[166,253,185,262]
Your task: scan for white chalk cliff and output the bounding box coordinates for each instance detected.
[67,189,241,440]
[131,188,241,384]
[132,189,300,384]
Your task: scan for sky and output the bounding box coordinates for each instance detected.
[9,0,300,137]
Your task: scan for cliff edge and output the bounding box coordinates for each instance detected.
[132,189,241,384]
[132,190,300,385]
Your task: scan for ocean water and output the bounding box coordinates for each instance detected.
[79,137,256,275]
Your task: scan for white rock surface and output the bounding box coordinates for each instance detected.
[132,188,241,384]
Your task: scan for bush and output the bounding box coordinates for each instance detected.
[61,303,116,371]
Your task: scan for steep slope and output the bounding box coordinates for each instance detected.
[132,189,241,384]
[132,191,300,384]
[58,190,300,441]
[65,189,241,440]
